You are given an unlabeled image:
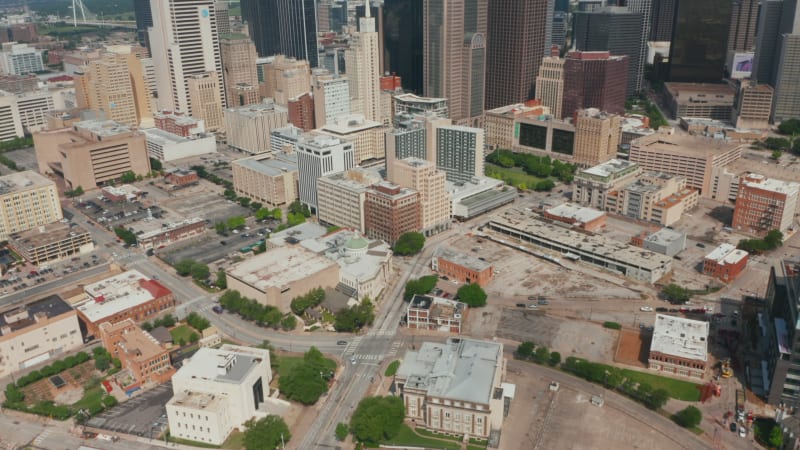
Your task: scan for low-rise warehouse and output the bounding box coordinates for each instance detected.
[648,314,709,379]
[703,243,749,282]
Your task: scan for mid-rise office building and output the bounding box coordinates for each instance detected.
[393,93,449,119]
[648,314,709,379]
[317,167,382,233]
[436,125,484,184]
[232,150,299,208]
[34,120,151,189]
[0,295,82,379]
[270,124,304,154]
[732,174,800,235]
[485,0,553,109]
[406,295,467,334]
[605,172,699,227]
[154,110,205,138]
[562,51,628,119]
[8,222,93,265]
[220,34,260,107]
[423,0,487,126]
[0,171,62,242]
[390,157,450,236]
[732,81,773,129]
[262,55,312,107]
[535,49,565,120]
[318,114,384,164]
[312,69,350,127]
[573,159,642,210]
[224,100,289,154]
[702,243,749,282]
[99,319,175,387]
[550,11,568,51]
[667,0,733,82]
[241,0,319,66]
[663,82,736,121]
[0,88,55,133]
[572,108,622,167]
[143,128,216,162]
[728,0,759,54]
[484,102,550,151]
[187,72,224,131]
[0,42,43,75]
[296,134,355,212]
[287,92,315,131]
[364,182,421,244]
[432,247,493,286]
[513,113,576,161]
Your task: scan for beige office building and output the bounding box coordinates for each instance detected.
[605,172,700,226]
[573,159,642,210]
[232,150,298,207]
[345,6,381,122]
[484,103,549,151]
[318,114,385,164]
[732,81,773,130]
[220,34,259,107]
[224,100,288,154]
[535,53,565,120]
[317,168,382,233]
[390,157,450,236]
[0,171,62,241]
[573,108,622,167]
[8,222,93,265]
[629,134,743,196]
[187,72,224,131]
[263,55,311,107]
[34,120,151,189]
[0,295,82,379]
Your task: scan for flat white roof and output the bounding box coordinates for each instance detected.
[705,243,736,263]
[77,270,170,323]
[176,345,268,384]
[227,245,337,292]
[321,114,382,134]
[722,249,749,265]
[742,174,800,196]
[546,203,605,224]
[580,159,639,178]
[651,314,709,362]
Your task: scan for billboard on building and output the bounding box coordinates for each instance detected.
[730,53,754,79]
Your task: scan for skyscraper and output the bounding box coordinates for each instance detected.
[355,2,385,74]
[727,0,759,53]
[485,0,554,110]
[383,0,424,94]
[535,48,565,119]
[667,0,733,82]
[753,0,785,84]
[134,0,152,50]
[423,0,488,126]
[624,0,652,94]
[650,0,675,42]
[187,72,224,131]
[220,34,260,106]
[214,1,231,36]
[435,125,485,183]
[312,69,351,127]
[772,0,800,122]
[562,51,628,119]
[573,7,643,96]
[296,134,355,212]
[149,0,226,114]
[346,1,381,122]
[240,0,319,67]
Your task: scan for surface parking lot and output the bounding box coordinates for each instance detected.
[87,382,172,438]
[159,189,250,226]
[160,226,269,265]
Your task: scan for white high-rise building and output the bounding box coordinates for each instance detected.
[345,1,381,122]
[296,134,355,212]
[148,0,226,115]
[0,43,44,76]
[312,69,351,127]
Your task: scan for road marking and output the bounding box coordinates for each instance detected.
[32,430,51,446]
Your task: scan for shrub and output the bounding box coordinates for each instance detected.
[603,321,622,330]
[673,406,702,428]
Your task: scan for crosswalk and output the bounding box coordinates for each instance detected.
[343,336,363,354]
[32,430,51,447]
[356,354,382,361]
[386,340,403,358]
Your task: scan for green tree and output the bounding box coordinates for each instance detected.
[149,157,163,171]
[334,299,375,332]
[190,262,210,281]
[350,396,405,446]
[778,118,800,135]
[393,232,426,255]
[65,185,84,198]
[457,283,488,307]
[243,415,291,450]
[772,149,783,160]
[287,212,306,227]
[533,346,550,364]
[174,259,196,276]
[335,422,349,441]
[769,425,784,448]
[114,227,137,246]
[255,208,272,221]
[5,383,24,403]
[646,388,670,410]
[534,179,555,191]
[403,275,438,300]
[227,216,246,230]
[516,341,535,359]
[186,312,211,331]
[278,360,329,404]
[289,200,311,217]
[673,406,702,428]
[120,170,137,183]
[216,270,227,289]
[662,283,691,304]
[764,137,791,150]
[237,197,251,208]
[280,314,297,331]
[214,222,227,234]
[189,332,200,343]
[765,229,784,249]
[549,351,562,367]
[94,354,111,371]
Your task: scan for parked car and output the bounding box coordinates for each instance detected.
[527,304,537,309]
[538,299,549,305]
[730,422,737,433]
[640,306,654,312]
[516,303,526,308]
[212,305,223,314]
[337,340,347,345]
[739,426,746,438]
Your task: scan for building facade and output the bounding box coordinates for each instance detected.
[99,319,175,387]
[667,0,733,82]
[663,82,736,121]
[605,172,700,227]
[137,218,206,250]
[187,72,224,131]
[573,159,642,209]
[224,100,289,154]
[648,314,709,379]
[220,34,260,107]
[436,125,484,183]
[345,5,381,122]
[8,222,93,265]
[318,114,385,164]
[241,0,319,66]
[0,171,62,242]
[232,151,299,208]
[364,182,421,244]
[572,108,622,167]
[702,243,749,282]
[390,157,451,236]
[732,81,773,129]
[317,168,382,233]
[406,295,466,334]
[312,70,350,127]
[0,42,43,75]
[432,247,493,286]
[732,174,800,235]
[562,51,628,120]
[296,134,355,212]
[535,50,565,120]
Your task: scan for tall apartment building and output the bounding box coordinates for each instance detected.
[485,0,553,110]
[0,42,43,75]
[364,181,421,244]
[390,157,450,236]
[318,114,384,164]
[296,134,355,212]
[241,0,319,66]
[535,49,565,120]
[187,73,224,131]
[220,34,260,107]
[0,295,82,379]
[263,56,311,107]
[312,68,350,127]
[629,134,743,196]
[605,172,700,227]
[573,7,643,96]
[573,159,642,210]
[224,100,289,154]
[572,108,622,167]
[0,171,62,241]
[317,167,383,233]
[345,3,380,122]
[436,125,485,183]
[667,0,733,82]
[423,0,488,126]
[732,174,800,235]
[149,0,226,114]
[232,150,299,207]
[383,0,424,94]
[34,120,151,189]
[385,118,426,180]
[562,51,628,120]
[732,81,774,129]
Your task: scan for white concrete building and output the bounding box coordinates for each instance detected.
[318,114,384,164]
[344,4,380,122]
[270,125,304,154]
[312,70,350,127]
[3,89,56,132]
[317,167,382,233]
[224,100,289,154]
[0,43,44,75]
[143,128,216,162]
[296,134,355,212]
[167,345,288,445]
[0,94,24,141]
[0,171,62,241]
[648,314,709,379]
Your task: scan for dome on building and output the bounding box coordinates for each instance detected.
[344,233,369,256]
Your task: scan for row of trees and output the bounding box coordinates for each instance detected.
[737,229,783,254]
[190,165,233,190]
[214,216,246,234]
[174,259,210,281]
[562,356,670,410]
[186,312,211,331]
[515,341,561,367]
[13,352,90,387]
[219,290,297,330]
[393,232,425,256]
[486,149,576,183]
[65,186,85,198]
[255,207,282,221]
[141,314,177,332]
[278,347,335,405]
[290,287,325,316]
[403,275,438,300]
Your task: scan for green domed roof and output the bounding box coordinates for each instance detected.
[345,236,369,250]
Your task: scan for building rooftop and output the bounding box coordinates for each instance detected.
[631,133,744,158]
[225,100,287,118]
[409,295,467,320]
[7,222,90,250]
[321,114,382,135]
[233,153,298,177]
[651,314,709,362]
[301,230,391,282]
[545,203,606,224]
[176,345,268,384]
[100,319,165,364]
[271,124,304,141]
[74,119,133,137]
[396,338,503,405]
[227,245,337,292]
[665,82,736,99]
[645,228,686,246]
[624,172,680,194]
[268,222,328,247]
[77,270,171,323]
[297,133,348,150]
[490,209,673,270]
[741,174,800,196]
[319,168,383,193]
[167,390,226,412]
[579,159,639,180]
[435,247,491,272]
[0,170,54,196]
[369,181,418,200]
[486,102,549,118]
[705,243,748,265]
[0,295,73,336]
[138,217,204,240]
[393,93,448,105]
[154,110,201,127]
[143,128,193,145]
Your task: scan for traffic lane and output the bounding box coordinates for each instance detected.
[0,264,110,308]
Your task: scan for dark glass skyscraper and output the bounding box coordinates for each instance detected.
[134,0,152,50]
[241,0,319,67]
[384,0,424,94]
[650,0,676,41]
[667,0,733,82]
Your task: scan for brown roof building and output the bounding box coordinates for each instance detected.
[432,247,494,287]
[99,319,175,388]
[364,182,420,245]
[562,51,628,120]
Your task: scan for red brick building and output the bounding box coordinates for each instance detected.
[562,50,628,120]
[10,24,37,43]
[99,319,175,388]
[364,182,420,245]
[154,111,203,137]
[702,243,749,282]
[731,174,800,236]
[432,247,494,287]
[164,168,199,187]
[380,74,402,91]
[288,92,315,131]
[137,218,206,250]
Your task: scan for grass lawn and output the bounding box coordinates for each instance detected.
[222,430,244,449]
[170,325,196,344]
[485,163,546,187]
[414,428,461,442]
[168,435,220,449]
[385,360,401,377]
[621,369,701,401]
[276,355,336,378]
[468,445,487,450]
[71,385,105,411]
[383,425,461,450]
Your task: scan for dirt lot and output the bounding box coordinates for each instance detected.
[615,328,649,367]
[500,364,684,450]
[158,186,250,225]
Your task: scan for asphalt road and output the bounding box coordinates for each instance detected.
[0,263,110,309]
